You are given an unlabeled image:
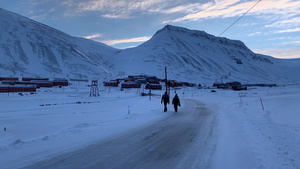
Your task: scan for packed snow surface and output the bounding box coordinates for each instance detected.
[0,84,300,168]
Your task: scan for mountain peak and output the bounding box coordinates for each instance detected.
[0,7,117,78]
[152,25,249,51]
[1,8,299,84]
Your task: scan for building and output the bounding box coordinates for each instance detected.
[168,81,183,87]
[0,84,36,93]
[121,82,141,89]
[145,84,162,90]
[18,80,53,88]
[104,81,119,87]
[22,77,49,81]
[226,81,242,86]
[52,79,69,86]
[0,77,19,81]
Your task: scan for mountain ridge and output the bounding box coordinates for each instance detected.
[106,24,297,84]
[0,8,299,84]
[0,8,118,79]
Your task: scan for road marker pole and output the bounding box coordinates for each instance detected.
[260,97,264,110]
[239,97,243,107]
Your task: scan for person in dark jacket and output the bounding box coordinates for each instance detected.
[161,92,170,112]
[172,94,181,112]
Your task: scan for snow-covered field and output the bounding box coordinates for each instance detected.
[0,83,299,169]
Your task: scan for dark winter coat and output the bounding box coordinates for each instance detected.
[161,93,170,105]
[172,95,180,106]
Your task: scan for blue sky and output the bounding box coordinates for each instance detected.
[1,0,300,58]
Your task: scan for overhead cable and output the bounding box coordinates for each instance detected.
[218,0,262,37]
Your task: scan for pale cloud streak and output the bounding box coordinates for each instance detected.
[101,36,151,45]
[265,17,300,28]
[276,28,300,33]
[249,32,261,36]
[255,48,300,59]
[76,0,169,18]
[164,0,300,23]
[83,33,103,39]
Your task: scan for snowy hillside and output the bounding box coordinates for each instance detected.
[106,25,300,84]
[0,8,118,79]
[0,8,299,84]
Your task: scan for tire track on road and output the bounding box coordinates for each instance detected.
[22,99,218,169]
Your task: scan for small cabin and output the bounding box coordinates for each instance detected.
[52,79,69,86]
[135,79,147,84]
[22,77,49,81]
[0,84,36,93]
[145,84,162,90]
[226,81,241,86]
[147,79,160,84]
[168,81,183,87]
[121,82,141,89]
[0,77,19,81]
[104,81,119,87]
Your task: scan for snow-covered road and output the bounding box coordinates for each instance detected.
[2,85,299,169]
[22,99,217,169]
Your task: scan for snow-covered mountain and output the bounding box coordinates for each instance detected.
[1,8,299,84]
[106,25,300,84]
[0,8,118,79]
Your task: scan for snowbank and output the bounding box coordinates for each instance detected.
[0,86,168,168]
[1,84,299,168]
[191,85,300,168]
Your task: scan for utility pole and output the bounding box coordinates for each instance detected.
[165,67,167,94]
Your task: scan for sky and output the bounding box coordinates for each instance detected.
[0,0,300,59]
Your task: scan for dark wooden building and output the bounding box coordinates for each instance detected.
[145,84,162,90]
[0,85,36,93]
[52,79,69,86]
[0,77,19,81]
[104,81,119,87]
[121,82,141,89]
[22,77,49,81]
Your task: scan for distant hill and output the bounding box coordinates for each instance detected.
[1,8,299,84]
[0,8,118,79]
[106,25,300,84]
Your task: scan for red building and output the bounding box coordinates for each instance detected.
[145,84,162,90]
[18,81,53,87]
[52,79,69,86]
[168,81,183,87]
[104,81,119,87]
[22,77,49,81]
[121,82,141,89]
[0,85,36,93]
[0,77,19,81]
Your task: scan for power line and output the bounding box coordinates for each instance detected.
[218,0,262,37]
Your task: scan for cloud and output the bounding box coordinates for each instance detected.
[249,32,261,36]
[255,48,300,59]
[284,41,300,45]
[291,41,300,44]
[83,33,103,39]
[73,0,218,19]
[29,7,56,20]
[275,28,300,33]
[265,17,300,28]
[164,0,300,23]
[102,14,130,19]
[100,36,151,45]
[76,0,170,18]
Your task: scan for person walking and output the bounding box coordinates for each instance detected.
[161,92,170,112]
[172,94,181,112]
